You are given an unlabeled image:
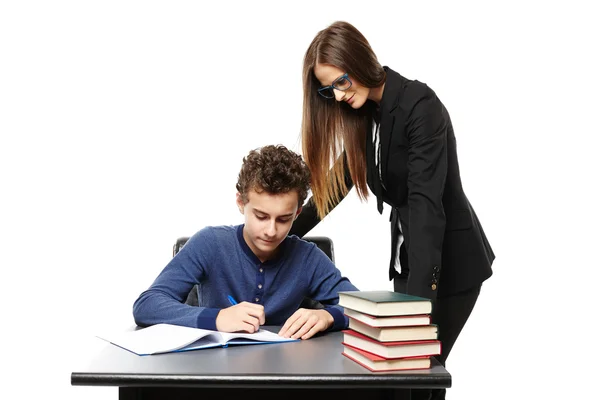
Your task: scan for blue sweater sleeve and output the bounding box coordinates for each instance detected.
[132,228,220,330]
[305,245,359,331]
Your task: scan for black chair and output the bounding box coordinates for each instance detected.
[173,236,333,309]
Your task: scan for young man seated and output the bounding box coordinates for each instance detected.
[133,145,358,340]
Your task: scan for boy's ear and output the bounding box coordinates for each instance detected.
[236,192,245,214]
[294,206,303,219]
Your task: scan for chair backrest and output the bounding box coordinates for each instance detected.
[174,235,334,309]
[173,235,335,262]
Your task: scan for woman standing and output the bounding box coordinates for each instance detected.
[289,21,495,400]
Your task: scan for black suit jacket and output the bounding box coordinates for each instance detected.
[290,67,494,300]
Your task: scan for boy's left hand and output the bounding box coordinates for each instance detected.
[278,308,334,340]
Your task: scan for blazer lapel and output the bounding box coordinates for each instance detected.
[378,67,406,189]
[379,109,395,184]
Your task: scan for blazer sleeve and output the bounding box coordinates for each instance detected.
[289,151,354,238]
[404,82,449,300]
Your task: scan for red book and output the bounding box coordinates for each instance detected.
[348,318,438,342]
[343,329,441,359]
[342,344,431,372]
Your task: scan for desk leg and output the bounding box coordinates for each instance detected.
[379,389,411,400]
[119,387,141,400]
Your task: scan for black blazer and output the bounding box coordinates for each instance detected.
[290,67,494,300]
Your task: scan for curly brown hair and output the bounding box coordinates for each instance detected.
[236,145,311,207]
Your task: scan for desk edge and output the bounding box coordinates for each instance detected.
[71,372,451,389]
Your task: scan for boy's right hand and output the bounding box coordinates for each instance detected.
[216,302,266,333]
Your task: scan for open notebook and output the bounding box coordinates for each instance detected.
[97,323,298,356]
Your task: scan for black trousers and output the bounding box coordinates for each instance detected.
[393,277,482,400]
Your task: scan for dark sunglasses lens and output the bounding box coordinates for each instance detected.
[334,77,351,90]
[318,88,335,98]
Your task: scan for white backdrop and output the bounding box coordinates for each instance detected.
[1,1,599,399]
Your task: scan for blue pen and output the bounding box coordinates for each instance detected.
[227,295,238,306]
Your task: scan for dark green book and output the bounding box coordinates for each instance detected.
[338,291,432,317]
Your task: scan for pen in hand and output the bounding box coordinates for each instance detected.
[227,295,238,306]
[219,294,265,334]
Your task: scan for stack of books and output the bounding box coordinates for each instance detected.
[338,291,441,372]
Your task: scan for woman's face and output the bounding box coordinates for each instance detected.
[314,63,371,109]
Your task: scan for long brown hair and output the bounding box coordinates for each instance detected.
[302,21,386,219]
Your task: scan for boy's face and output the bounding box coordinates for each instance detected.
[236,188,302,262]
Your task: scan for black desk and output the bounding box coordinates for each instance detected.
[72,328,451,400]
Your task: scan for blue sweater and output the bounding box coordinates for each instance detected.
[133,225,358,331]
